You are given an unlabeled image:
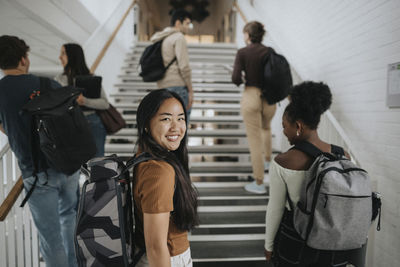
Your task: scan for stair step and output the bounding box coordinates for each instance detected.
[134,42,237,50]
[125,54,234,62]
[189,233,264,242]
[114,102,241,112]
[197,205,265,212]
[110,128,246,137]
[115,82,242,92]
[117,115,243,123]
[122,66,230,74]
[196,187,266,197]
[190,240,265,262]
[129,48,237,56]
[119,73,230,79]
[111,91,241,100]
[198,211,266,225]
[198,198,267,207]
[105,143,250,153]
[119,76,232,83]
[192,226,264,235]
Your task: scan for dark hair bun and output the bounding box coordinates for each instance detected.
[285,81,332,129]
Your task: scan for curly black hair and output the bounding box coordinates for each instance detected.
[285,81,332,129]
[243,21,265,43]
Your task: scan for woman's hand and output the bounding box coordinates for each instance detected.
[144,212,171,267]
[265,249,273,261]
[76,93,86,106]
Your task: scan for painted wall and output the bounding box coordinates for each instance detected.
[83,0,134,97]
[237,0,400,265]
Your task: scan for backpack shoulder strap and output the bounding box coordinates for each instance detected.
[165,57,177,69]
[124,152,154,173]
[331,144,345,156]
[293,141,323,159]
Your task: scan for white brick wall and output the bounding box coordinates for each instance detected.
[238,0,400,265]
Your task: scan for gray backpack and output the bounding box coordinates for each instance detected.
[293,142,372,250]
[75,153,152,267]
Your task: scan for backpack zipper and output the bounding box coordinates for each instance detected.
[322,193,371,208]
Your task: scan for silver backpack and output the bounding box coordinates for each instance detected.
[293,142,372,250]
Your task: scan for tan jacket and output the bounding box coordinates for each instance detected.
[150,27,192,89]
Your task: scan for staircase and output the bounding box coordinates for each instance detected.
[107,42,272,267]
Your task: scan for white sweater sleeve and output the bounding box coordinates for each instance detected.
[264,161,288,251]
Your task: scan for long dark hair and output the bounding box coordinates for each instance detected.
[62,43,90,85]
[136,89,199,231]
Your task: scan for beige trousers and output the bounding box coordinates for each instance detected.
[241,86,277,183]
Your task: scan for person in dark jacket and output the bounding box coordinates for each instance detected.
[232,21,277,194]
[0,35,79,267]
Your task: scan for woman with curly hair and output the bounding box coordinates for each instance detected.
[232,21,277,194]
[264,81,363,266]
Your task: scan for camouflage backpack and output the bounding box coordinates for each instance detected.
[75,153,152,267]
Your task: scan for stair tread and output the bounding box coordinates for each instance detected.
[198,211,266,225]
[105,143,250,153]
[114,102,241,110]
[111,128,246,137]
[190,240,265,260]
[117,115,243,122]
[197,187,267,197]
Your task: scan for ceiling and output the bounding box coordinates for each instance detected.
[0,0,99,74]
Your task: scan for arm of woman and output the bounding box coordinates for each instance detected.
[144,212,171,267]
[264,160,289,260]
[79,87,110,110]
[231,49,244,86]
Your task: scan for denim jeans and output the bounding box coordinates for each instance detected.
[85,113,106,157]
[165,86,191,121]
[23,169,80,267]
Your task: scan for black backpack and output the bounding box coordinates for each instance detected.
[261,48,293,104]
[139,40,176,82]
[75,153,153,267]
[22,77,97,175]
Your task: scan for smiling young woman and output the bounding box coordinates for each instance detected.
[133,89,198,267]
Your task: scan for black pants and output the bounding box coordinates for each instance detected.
[274,243,367,267]
[273,209,367,267]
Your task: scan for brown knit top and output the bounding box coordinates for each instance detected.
[133,159,189,256]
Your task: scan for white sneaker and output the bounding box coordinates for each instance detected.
[244,181,266,194]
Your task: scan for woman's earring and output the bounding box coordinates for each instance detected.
[144,128,148,133]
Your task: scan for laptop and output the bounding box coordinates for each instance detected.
[75,75,102,99]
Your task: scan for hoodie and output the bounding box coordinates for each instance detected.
[150,27,192,89]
